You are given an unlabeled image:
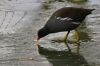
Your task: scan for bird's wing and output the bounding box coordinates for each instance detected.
[56,16,73,21]
[55,16,80,25]
[45,16,80,33]
[55,16,79,23]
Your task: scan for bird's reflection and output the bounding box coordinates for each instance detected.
[38,45,90,66]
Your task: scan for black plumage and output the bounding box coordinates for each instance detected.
[37,7,94,39]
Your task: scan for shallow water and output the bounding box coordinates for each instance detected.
[0,0,100,66]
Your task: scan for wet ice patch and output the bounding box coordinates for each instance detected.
[37,31,76,51]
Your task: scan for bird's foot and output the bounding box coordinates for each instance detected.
[74,42,80,53]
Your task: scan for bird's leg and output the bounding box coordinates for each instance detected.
[75,30,80,53]
[75,30,79,44]
[65,31,71,52]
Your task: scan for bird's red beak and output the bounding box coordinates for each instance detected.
[37,36,40,41]
[36,36,40,47]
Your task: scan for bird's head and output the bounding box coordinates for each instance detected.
[37,28,49,40]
